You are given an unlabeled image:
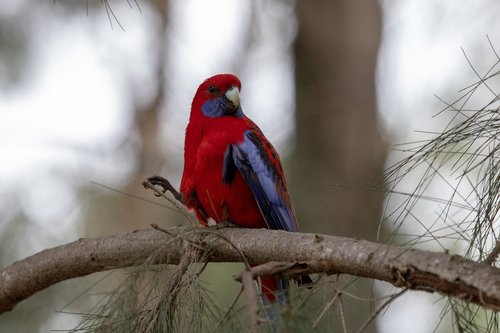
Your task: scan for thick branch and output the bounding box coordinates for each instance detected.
[1,227,500,314]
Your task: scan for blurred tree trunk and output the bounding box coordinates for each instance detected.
[292,1,385,240]
[291,1,386,332]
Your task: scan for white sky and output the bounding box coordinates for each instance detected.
[1,0,499,332]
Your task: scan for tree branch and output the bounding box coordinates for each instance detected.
[1,227,500,315]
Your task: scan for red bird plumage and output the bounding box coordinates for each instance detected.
[180,74,299,302]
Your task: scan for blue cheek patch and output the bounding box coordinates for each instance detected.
[201,97,245,118]
[201,98,226,118]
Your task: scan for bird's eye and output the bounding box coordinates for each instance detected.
[208,86,218,94]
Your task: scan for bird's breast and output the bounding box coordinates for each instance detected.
[193,123,265,228]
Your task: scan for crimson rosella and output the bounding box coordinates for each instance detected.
[180,73,301,303]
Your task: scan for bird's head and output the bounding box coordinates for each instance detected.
[191,74,243,119]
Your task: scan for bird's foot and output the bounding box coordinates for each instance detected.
[207,220,240,230]
[143,175,182,202]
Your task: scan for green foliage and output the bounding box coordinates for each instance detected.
[71,263,222,332]
[69,254,391,333]
[384,40,500,332]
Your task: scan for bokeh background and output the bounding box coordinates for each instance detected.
[1,0,499,332]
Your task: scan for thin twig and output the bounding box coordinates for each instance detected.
[235,260,324,282]
[312,274,341,329]
[483,241,500,265]
[241,270,261,333]
[338,293,349,333]
[312,292,339,329]
[234,262,294,281]
[355,289,408,333]
[143,179,198,227]
[151,224,253,273]
[210,287,244,333]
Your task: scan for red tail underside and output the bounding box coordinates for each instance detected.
[260,276,279,303]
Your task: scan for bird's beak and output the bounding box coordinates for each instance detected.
[225,86,240,109]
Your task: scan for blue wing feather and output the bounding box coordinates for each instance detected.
[229,129,298,232]
[222,144,237,184]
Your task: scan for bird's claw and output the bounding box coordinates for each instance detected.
[143,175,182,202]
[208,220,239,230]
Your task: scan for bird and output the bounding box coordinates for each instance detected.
[179,73,303,304]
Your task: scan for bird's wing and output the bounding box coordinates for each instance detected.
[223,126,298,232]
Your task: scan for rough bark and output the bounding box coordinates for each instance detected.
[1,228,499,315]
